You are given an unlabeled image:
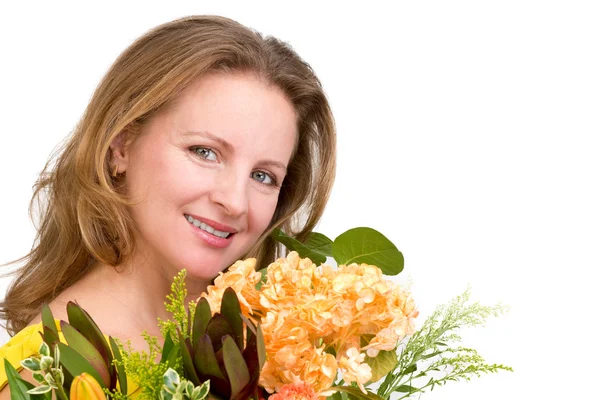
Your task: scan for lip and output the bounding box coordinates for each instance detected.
[184,214,238,233]
[184,214,237,249]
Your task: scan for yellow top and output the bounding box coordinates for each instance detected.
[0,321,140,397]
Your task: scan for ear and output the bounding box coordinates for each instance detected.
[109,132,130,174]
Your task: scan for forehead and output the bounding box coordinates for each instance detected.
[160,72,298,150]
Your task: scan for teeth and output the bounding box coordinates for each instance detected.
[185,215,231,238]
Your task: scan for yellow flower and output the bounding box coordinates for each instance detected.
[70,373,105,400]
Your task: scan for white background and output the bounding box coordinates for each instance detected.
[1,1,599,398]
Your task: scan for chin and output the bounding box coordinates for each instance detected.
[174,254,231,280]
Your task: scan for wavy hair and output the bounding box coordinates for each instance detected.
[0,15,336,335]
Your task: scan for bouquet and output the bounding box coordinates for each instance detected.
[4,227,511,399]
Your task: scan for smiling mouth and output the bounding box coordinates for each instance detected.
[184,214,233,239]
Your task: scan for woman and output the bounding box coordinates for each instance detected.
[0,15,335,395]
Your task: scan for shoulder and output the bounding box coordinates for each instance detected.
[0,320,62,390]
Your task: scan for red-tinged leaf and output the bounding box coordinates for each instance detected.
[205,314,234,354]
[66,302,113,375]
[192,298,212,350]
[109,336,127,394]
[222,335,249,399]
[194,334,225,380]
[60,321,110,388]
[40,306,60,356]
[41,304,58,338]
[178,329,201,386]
[221,288,243,349]
[256,324,266,371]
[56,342,107,389]
[242,327,258,375]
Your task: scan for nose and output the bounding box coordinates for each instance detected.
[209,168,249,218]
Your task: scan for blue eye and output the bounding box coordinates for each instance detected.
[251,170,275,185]
[193,147,217,161]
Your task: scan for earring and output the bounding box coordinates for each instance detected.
[111,164,119,177]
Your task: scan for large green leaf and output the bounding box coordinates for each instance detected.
[365,349,397,382]
[4,358,31,400]
[60,321,110,387]
[109,336,128,394]
[65,302,113,377]
[304,232,333,256]
[56,342,106,389]
[332,227,404,275]
[222,336,249,399]
[220,288,244,350]
[270,229,327,264]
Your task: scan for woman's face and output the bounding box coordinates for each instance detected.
[113,73,297,282]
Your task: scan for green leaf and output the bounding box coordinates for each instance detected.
[365,349,397,381]
[270,229,327,264]
[20,359,41,372]
[162,368,180,392]
[192,380,210,400]
[66,302,114,380]
[394,385,418,393]
[329,386,384,400]
[332,227,403,275]
[56,342,106,389]
[222,335,249,399]
[41,305,58,338]
[256,324,266,371]
[305,232,333,256]
[177,330,201,386]
[194,335,225,380]
[220,288,244,349]
[4,358,32,400]
[26,386,51,395]
[40,307,59,355]
[109,336,128,394]
[192,298,212,350]
[60,321,110,387]
[402,364,418,375]
[255,268,268,290]
[38,343,50,359]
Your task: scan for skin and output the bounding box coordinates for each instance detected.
[0,72,297,398]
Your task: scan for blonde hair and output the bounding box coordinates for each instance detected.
[1,15,336,335]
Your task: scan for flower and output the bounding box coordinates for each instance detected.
[269,382,319,400]
[70,373,105,400]
[201,258,262,316]
[200,251,418,396]
[338,347,372,394]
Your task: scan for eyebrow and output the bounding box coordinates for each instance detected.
[183,130,234,153]
[183,130,288,171]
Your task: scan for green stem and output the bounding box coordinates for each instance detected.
[50,369,69,400]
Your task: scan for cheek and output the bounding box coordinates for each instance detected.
[249,194,279,233]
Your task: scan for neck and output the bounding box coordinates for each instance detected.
[57,253,212,345]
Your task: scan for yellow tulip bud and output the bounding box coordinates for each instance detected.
[70,373,105,399]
